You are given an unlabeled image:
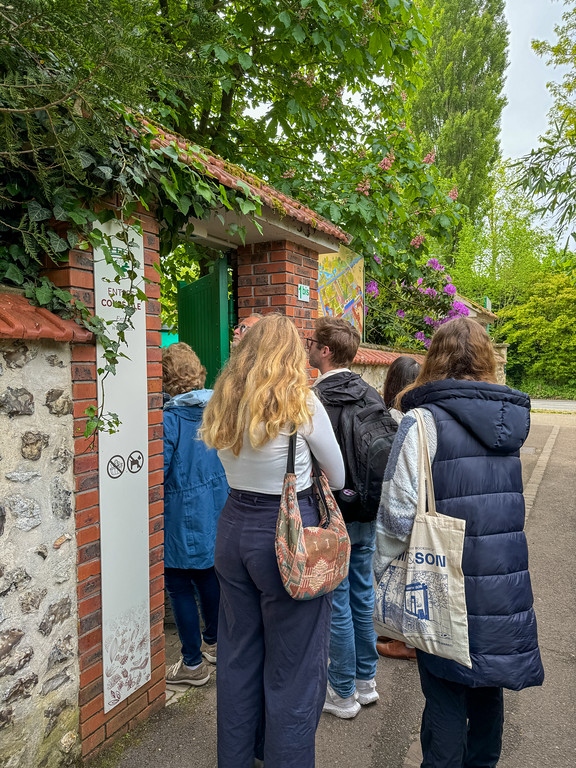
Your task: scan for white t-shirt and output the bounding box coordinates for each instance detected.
[218,395,345,494]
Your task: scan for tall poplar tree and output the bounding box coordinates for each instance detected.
[410,0,509,221]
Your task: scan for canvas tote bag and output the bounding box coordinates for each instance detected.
[374,409,471,667]
[275,432,350,601]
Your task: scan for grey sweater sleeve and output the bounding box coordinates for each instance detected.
[373,408,438,583]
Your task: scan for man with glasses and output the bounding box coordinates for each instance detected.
[231,314,262,348]
[308,316,396,720]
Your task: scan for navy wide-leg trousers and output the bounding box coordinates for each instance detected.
[215,489,333,768]
[417,656,504,768]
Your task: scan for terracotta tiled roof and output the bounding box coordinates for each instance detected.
[0,292,93,343]
[353,345,504,365]
[144,122,351,245]
[353,347,425,366]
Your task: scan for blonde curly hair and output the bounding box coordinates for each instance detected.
[200,314,312,455]
[162,342,207,397]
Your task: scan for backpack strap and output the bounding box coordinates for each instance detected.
[336,401,363,488]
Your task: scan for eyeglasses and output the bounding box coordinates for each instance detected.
[234,323,249,334]
[304,337,320,350]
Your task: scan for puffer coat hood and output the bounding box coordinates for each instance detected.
[402,379,530,454]
[404,379,544,691]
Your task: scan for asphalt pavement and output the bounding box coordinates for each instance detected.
[530,399,576,412]
[91,412,576,768]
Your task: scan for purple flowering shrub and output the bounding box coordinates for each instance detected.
[365,257,469,349]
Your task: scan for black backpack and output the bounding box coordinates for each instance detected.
[336,398,398,522]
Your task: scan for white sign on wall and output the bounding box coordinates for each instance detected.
[93,221,151,712]
[298,284,310,302]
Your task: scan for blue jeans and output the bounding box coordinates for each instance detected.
[327,520,378,699]
[164,566,220,667]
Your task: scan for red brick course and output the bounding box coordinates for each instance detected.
[45,210,165,760]
[236,240,319,336]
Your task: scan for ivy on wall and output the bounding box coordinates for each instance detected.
[0,1,261,434]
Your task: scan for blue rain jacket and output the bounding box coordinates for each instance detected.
[163,389,229,569]
[402,379,544,691]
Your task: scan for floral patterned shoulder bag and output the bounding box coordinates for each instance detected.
[275,431,350,600]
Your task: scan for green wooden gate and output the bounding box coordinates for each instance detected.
[177,257,230,388]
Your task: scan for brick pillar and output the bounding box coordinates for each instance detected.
[42,206,165,759]
[236,239,319,338]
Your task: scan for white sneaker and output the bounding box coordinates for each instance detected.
[323,682,361,719]
[355,677,379,706]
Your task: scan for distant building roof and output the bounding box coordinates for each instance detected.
[0,291,92,342]
[353,347,425,366]
[458,294,498,323]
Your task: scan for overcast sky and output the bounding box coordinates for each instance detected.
[500,0,567,159]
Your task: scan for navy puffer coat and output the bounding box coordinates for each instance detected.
[402,379,544,691]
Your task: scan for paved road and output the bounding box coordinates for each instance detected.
[94,413,576,768]
[531,399,576,412]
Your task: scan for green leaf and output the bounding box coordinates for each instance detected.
[3,263,24,285]
[292,24,306,44]
[238,198,256,215]
[213,45,230,64]
[95,166,113,181]
[278,11,291,28]
[219,185,233,210]
[238,52,253,70]
[77,151,95,169]
[66,231,79,249]
[176,195,192,216]
[52,202,69,222]
[27,201,52,222]
[47,230,69,253]
[35,282,53,305]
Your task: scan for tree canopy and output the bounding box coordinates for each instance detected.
[450,163,555,310]
[150,0,464,277]
[498,272,576,389]
[518,1,576,245]
[410,0,509,221]
[0,0,464,302]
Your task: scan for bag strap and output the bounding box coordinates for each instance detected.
[413,409,438,518]
[310,453,331,529]
[286,430,296,474]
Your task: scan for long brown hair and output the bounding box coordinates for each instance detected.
[383,356,421,410]
[200,314,312,455]
[396,317,497,408]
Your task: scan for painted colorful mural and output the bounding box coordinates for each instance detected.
[318,245,364,335]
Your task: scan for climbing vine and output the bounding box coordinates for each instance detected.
[0,0,261,437]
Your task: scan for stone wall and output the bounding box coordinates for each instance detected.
[351,347,508,396]
[349,363,389,395]
[0,339,79,767]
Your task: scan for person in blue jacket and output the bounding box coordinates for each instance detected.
[162,342,229,687]
[374,317,544,768]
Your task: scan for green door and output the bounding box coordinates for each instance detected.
[177,257,229,387]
